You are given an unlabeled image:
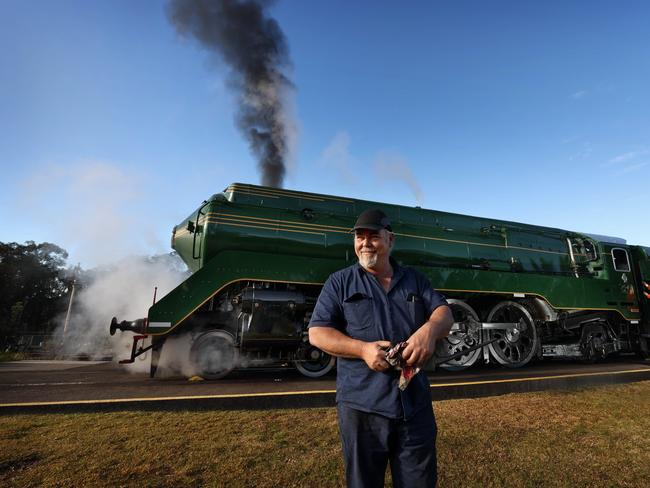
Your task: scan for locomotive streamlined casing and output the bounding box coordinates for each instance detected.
[112,182,650,376]
[147,183,646,334]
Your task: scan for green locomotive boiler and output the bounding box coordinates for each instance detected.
[111,183,650,378]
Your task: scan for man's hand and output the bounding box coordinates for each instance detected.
[361,341,392,372]
[402,305,453,367]
[309,327,392,372]
[401,328,435,367]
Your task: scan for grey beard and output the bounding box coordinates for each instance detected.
[359,253,378,269]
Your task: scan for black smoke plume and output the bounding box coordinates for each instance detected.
[168,0,293,188]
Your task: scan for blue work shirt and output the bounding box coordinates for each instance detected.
[309,259,448,420]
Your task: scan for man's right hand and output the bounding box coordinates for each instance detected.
[361,341,392,372]
[309,327,392,372]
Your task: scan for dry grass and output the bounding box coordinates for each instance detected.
[0,352,29,362]
[1,382,650,487]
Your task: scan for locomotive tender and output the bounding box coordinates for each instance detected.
[111,183,650,378]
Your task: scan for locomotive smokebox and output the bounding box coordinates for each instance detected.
[109,317,147,336]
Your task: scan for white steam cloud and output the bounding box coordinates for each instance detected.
[319,131,358,185]
[20,160,167,267]
[155,334,197,378]
[57,254,189,373]
[18,160,194,371]
[374,153,424,205]
[318,133,424,206]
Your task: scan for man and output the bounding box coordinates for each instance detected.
[309,209,453,488]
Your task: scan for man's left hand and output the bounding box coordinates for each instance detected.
[401,305,454,367]
[401,326,436,367]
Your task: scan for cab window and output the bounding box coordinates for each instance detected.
[611,248,631,272]
[583,240,597,261]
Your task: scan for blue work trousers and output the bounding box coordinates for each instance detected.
[337,403,438,488]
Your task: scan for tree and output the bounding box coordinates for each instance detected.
[0,241,71,336]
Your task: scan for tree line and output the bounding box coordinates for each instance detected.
[0,242,77,342]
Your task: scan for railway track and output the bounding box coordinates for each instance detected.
[1,357,649,414]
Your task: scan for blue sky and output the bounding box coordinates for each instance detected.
[1,0,649,267]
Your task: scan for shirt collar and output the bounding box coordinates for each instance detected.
[355,257,404,291]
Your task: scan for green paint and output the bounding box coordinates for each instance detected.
[148,183,649,334]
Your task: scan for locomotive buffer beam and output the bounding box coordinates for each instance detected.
[109,317,158,364]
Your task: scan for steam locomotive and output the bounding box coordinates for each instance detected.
[111,183,650,378]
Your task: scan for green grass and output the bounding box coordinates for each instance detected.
[2,382,650,487]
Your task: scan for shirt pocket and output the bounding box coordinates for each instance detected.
[407,293,426,329]
[343,292,374,338]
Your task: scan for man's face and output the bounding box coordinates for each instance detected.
[354,228,394,270]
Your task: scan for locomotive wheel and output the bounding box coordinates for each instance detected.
[435,299,482,371]
[294,345,336,378]
[486,301,539,368]
[190,331,238,379]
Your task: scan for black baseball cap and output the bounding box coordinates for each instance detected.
[352,209,392,232]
